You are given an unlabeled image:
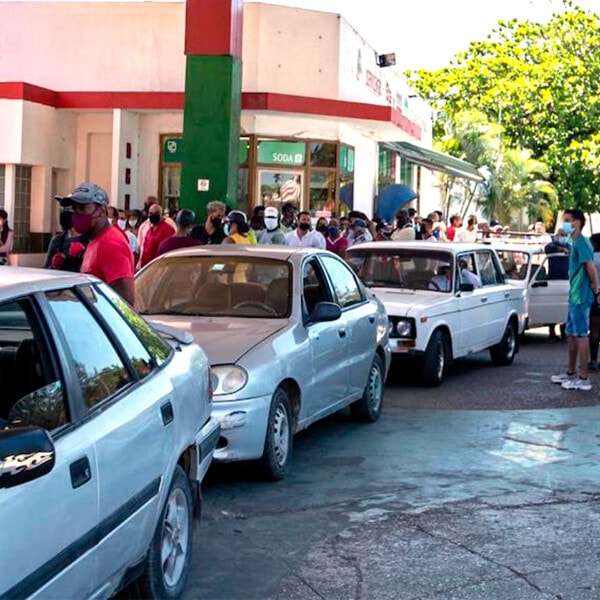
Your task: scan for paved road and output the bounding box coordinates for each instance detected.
[185,333,600,599]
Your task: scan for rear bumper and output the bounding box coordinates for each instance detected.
[195,416,220,482]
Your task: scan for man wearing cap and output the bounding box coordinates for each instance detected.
[349,219,373,247]
[258,207,286,245]
[56,183,135,305]
[157,209,201,256]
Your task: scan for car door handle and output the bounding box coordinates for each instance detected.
[481,297,488,303]
[504,292,511,299]
[70,456,92,489]
[161,401,174,426]
[338,328,347,338]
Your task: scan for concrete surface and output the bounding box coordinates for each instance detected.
[185,333,600,599]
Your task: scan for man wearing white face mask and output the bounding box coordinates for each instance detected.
[258,207,286,245]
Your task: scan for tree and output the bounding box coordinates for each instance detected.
[408,2,600,212]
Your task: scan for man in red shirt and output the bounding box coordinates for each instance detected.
[55,183,135,305]
[446,214,462,242]
[140,204,174,267]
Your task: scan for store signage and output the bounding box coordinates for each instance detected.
[163,137,183,163]
[197,179,210,192]
[258,141,306,166]
[340,146,355,173]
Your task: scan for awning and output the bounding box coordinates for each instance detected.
[385,141,485,182]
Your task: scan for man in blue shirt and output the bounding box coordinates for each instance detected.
[551,209,599,391]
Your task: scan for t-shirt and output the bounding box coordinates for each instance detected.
[284,229,326,249]
[81,225,134,285]
[326,236,349,255]
[568,234,595,305]
[391,226,416,241]
[258,229,287,245]
[44,231,88,272]
[454,228,478,243]
[349,231,373,246]
[157,235,202,256]
[189,224,226,245]
[447,226,457,241]
[141,221,174,267]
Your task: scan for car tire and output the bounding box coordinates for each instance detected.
[255,387,293,481]
[135,466,193,599]
[490,319,518,365]
[350,354,385,422]
[419,330,446,387]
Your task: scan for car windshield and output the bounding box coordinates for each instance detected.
[347,249,454,293]
[496,250,531,281]
[135,256,291,318]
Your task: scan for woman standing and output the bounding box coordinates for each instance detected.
[223,211,256,245]
[0,210,14,265]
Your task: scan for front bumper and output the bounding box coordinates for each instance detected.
[211,394,272,462]
[194,416,220,482]
[389,338,423,354]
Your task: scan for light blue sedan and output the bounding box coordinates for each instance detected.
[136,246,392,481]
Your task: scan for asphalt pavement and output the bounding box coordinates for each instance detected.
[186,332,600,600]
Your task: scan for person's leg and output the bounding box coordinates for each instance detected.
[577,336,590,379]
[568,336,578,374]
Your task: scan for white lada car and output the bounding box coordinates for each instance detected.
[346,242,527,386]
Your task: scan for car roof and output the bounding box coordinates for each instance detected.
[0,267,97,302]
[346,241,484,254]
[483,242,545,253]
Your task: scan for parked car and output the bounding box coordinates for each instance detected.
[0,268,219,600]
[492,243,569,330]
[346,242,527,387]
[135,246,392,481]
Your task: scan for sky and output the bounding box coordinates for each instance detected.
[249,0,600,70]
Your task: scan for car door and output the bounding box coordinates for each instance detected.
[0,294,98,600]
[44,284,175,595]
[301,257,350,417]
[319,254,377,400]
[528,253,569,326]
[474,249,510,346]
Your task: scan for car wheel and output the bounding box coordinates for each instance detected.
[419,330,446,387]
[135,466,193,599]
[255,387,293,481]
[350,354,385,422]
[490,319,518,365]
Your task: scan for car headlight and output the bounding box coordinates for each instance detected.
[388,317,416,339]
[210,365,248,397]
[396,319,413,338]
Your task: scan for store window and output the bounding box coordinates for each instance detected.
[339,145,355,214]
[13,165,31,253]
[309,171,336,217]
[159,135,182,216]
[310,142,337,168]
[399,156,415,190]
[378,147,397,190]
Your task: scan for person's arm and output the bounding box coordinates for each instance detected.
[0,231,14,254]
[44,235,61,268]
[222,236,235,244]
[585,260,599,296]
[111,277,135,306]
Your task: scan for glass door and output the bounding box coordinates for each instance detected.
[258,170,304,211]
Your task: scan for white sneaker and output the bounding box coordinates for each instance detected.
[551,372,575,384]
[561,377,592,391]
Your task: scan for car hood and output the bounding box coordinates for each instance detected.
[146,315,288,364]
[368,288,453,317]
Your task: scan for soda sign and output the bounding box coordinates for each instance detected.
[258,141,306,166]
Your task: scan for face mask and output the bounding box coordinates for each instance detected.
[562,222,574,235]
[72,210,95,235]
[328,226,339,236]
[117,219,127,230]
[223,224,231,236]
[149,213,161,226]
[211,216,223,228]
[264,217,278,231]
[59,211,73,231]
[299,222,310,231]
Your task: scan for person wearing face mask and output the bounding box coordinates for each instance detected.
[44,207,88,272]
[222,211,255,245]
[551,209,600,391]
[127,209,143,235]
[455,214,479,243]
[258,207,286,245]
[115,208,140,263]
[0,209,14,266]
[139,204,175,268]
[316,217,329,238]
[190,200,227,245]
[55,183,135,305]
[284,211,326,249]
[157,209,201,256]
[326,218,349,257]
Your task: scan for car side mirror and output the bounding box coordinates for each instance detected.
[459,282,475,293]
[0,427,55,489]
[531,281,548,288]
[310,302,342,323]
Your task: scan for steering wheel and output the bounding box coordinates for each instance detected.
[233,301,278,316]
[429,280,441,291]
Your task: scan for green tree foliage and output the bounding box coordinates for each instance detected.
[409,2,600,211]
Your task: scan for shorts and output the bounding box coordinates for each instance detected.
[566,303,592,337]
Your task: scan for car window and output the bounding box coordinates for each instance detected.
[457,253,482,288]
[79,284,154,379]
[46,289,131,410]
[302,259,332,316]
[475,251,503,286]
[0,299,68,431]
[320,255,364,308]
[496,250,530,281]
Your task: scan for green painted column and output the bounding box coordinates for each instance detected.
[181,56,241,220]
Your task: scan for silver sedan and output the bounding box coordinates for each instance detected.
[135,246,391,480]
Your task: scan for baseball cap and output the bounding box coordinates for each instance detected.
[55,183,109,207]
[352,219,368,229]
[264,207,279,219]
[176,208,196,227]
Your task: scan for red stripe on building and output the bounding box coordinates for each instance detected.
[0,83,422,139]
